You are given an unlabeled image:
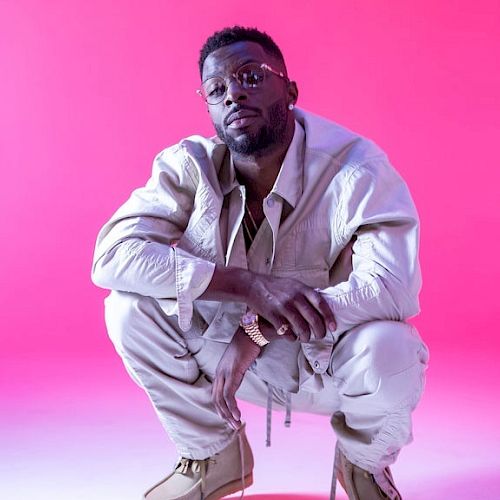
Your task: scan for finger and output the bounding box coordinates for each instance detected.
[217,382,233,423]
[263,312,285,332]
[214,373,237,428]
[217,373,241,429]
[224,373,243,424]
[279,305,311,342]
[294,295,326,340]
[211,372,225,420]
[274,320,297,342]
[305,288,336,332]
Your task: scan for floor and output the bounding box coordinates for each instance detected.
[2,344,499,500]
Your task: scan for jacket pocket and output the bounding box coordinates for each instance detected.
[271,266,330,289]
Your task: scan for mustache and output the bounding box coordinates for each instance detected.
[224,105,261,127]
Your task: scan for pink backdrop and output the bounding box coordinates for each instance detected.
[2,1,499,499]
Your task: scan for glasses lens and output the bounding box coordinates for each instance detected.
[202,77,226,104]
[237,64,265,88]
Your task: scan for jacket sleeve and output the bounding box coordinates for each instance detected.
[91,146,216,331]
[301,157,422,374]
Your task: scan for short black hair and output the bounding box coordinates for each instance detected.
[198,26,286,78]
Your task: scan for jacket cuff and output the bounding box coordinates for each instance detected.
[300,333,335,374]
[174,246,216,331]
[300,277,385,375]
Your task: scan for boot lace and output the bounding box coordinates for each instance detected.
[175,457,216,494]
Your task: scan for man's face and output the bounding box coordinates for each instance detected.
[201,41,296,157]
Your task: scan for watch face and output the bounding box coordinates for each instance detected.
[241,312,258,326]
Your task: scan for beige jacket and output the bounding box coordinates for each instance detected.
[91,108,421,392]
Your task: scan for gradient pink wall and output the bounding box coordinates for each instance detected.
[2,1,500,498]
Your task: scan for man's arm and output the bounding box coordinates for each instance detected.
[300,157,421,373]
[325,159,421,331]
[91,147,218,330]
[91,146,334,336]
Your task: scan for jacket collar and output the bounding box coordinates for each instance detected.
[269,120,304,208]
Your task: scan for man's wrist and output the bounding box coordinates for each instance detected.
[235,327,262,355]
[200,265,255,303]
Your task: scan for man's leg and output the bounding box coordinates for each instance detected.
[257,320,427,498]
[105,290,293,500]
[104,290,237,459]
[291,320,429,499]
[103,290,284,458]
[328,321,429,476]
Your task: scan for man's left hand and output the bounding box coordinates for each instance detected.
[211,327,261,430]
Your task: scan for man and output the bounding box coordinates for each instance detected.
[92,26,429,500]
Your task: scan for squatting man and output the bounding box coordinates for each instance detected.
[92,26,429,500]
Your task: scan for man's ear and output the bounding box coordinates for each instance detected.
[287,80,299,107]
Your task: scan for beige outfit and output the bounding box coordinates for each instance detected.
[92,109,429,494]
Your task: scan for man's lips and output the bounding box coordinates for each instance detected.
[225,109,260,127]
[227,116,259,129]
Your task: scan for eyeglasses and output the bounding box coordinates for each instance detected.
[197,62,288,105]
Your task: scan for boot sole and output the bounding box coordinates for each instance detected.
[205,472,253,500]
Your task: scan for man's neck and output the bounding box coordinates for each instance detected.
[232,122,295,200]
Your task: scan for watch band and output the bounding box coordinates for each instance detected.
[240,312,270,347]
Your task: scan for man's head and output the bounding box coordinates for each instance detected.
[198,26,298,158]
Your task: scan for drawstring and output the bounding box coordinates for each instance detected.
[237,429,246,499]
[284,392,292,427]
[266,384,273,446]
[330,441,339,499]
[265,384,293,447]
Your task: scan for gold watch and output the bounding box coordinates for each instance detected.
[240,311,269,347]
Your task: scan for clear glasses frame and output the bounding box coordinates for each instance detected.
[196,62,288,105]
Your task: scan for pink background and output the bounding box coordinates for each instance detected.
[1,1,499,498]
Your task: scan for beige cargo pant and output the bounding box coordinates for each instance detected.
[104,290,429,475]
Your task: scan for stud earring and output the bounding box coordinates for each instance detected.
[288,103,294,110]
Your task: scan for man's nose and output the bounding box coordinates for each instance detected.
[224,79,247,106]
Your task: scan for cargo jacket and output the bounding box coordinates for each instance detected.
[91,108,421,392]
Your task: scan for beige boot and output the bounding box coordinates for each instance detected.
[144,425,253,500]
[334,443,402,500]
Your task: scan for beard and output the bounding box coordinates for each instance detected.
[215,99,289,157]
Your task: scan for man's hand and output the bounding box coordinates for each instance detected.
[245,273,336,343]
[211,323,295,429]
[201,238,360,343]
[202,268,336,343]
[211,327,261,430]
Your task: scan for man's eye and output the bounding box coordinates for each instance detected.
[206,82,226,97]
[241,70,262,87]
[210,87,225,97]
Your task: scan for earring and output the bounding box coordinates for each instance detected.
[288,103,294,110]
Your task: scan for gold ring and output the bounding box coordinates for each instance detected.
[277,324,290,336]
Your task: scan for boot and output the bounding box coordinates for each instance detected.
[334,442,402,500]
[144,424,253,500]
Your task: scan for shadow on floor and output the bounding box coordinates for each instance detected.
[229,470,500,499]
[233,495,330,500]
[414,471,500,499]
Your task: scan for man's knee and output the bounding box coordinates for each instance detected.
[332,321,429,408]
[104,290,157,354]
[338,320,428,374]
